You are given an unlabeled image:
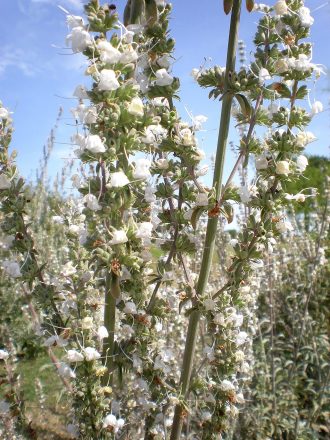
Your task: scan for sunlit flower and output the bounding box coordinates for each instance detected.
[84,347,101,361]
[258,68,271,84]
[311,101,323,116]
[97,40,121,64]
[83,194,102,211]
[66,350,84,363]
[155,69,174,86]
[298,6,314,27]
[109,230,128,245]
[296,155,308,172]
[98,69,120,91]
[109,171,130,187]
[133,159,151,180]
[275,160,290,175]
[274,0,288,15]
[66,26,92,53]
[127,97,144,117]
[85,135,106,153]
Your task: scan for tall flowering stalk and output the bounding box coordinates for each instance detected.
[170,1,243,437]
[170,0,321,437]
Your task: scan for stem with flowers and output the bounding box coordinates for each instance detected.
[170,1,242,437]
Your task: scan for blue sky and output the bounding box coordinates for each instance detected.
[0,0,329,184]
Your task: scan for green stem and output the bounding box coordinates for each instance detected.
[102,273,116,386]
[170,2,242,438]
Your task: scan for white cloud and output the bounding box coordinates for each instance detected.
[0,45,40,77]
[30,0,84,10]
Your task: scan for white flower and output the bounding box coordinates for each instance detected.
[97,40,121,64]
[192,114,208,130]
[276,220,293,233]
[85,135,106,154]
[2,260,21,278]
[155,158,169,169]
[83,106,98,124]
[274,0,288,16]
[255,155,268,170]
[58,363,76,379]
[120,46,138,64]
[142,124,167,144]
[236,331,248,346]
[44,335,67,347]
[296,155,308,172]
[191,68,201,80]
[156,53,170,69]
[214,313,226,326]
[196,193,208,207]
[194,149,206,163]
[204,298,216,311]
[258,68,271,84]
[253,3,269,13]
[110,230,128,245]
[98,69,120,91]
[144,185,157,203]
[73,84,88,99]
[61,261,76,276]
[298,6,314,27]
[294,54,312,72]
[0,174,11,189]
[0,107,9,119]
[180,127,196,146]
[295,131,316,148]
[220,380,235,392]
[155,69,174,86]
[66,15,84,29]
[274,58,289,74]
[103,414,125,433]
[66,26,92,53]
[152,97,169,107]
[275,160,290,175]
[136,222,153,240]
[0,349,9,360]
[285,193,306,202]
[109,171,130,187]
[66,350,84,363]
[97,326,109,340]
[123,301,137,315]
[121,324,135,338]
[71,133,86,149]
[127,97,144,117]
[84,347,101,361]
[81,316,94,330]
[83,194,102,211]
[133,159,151,180]
[311,101,323,116]
[239,186,251,204]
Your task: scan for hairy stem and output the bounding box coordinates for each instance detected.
[170,1,242,438]
[102,272,116,386]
